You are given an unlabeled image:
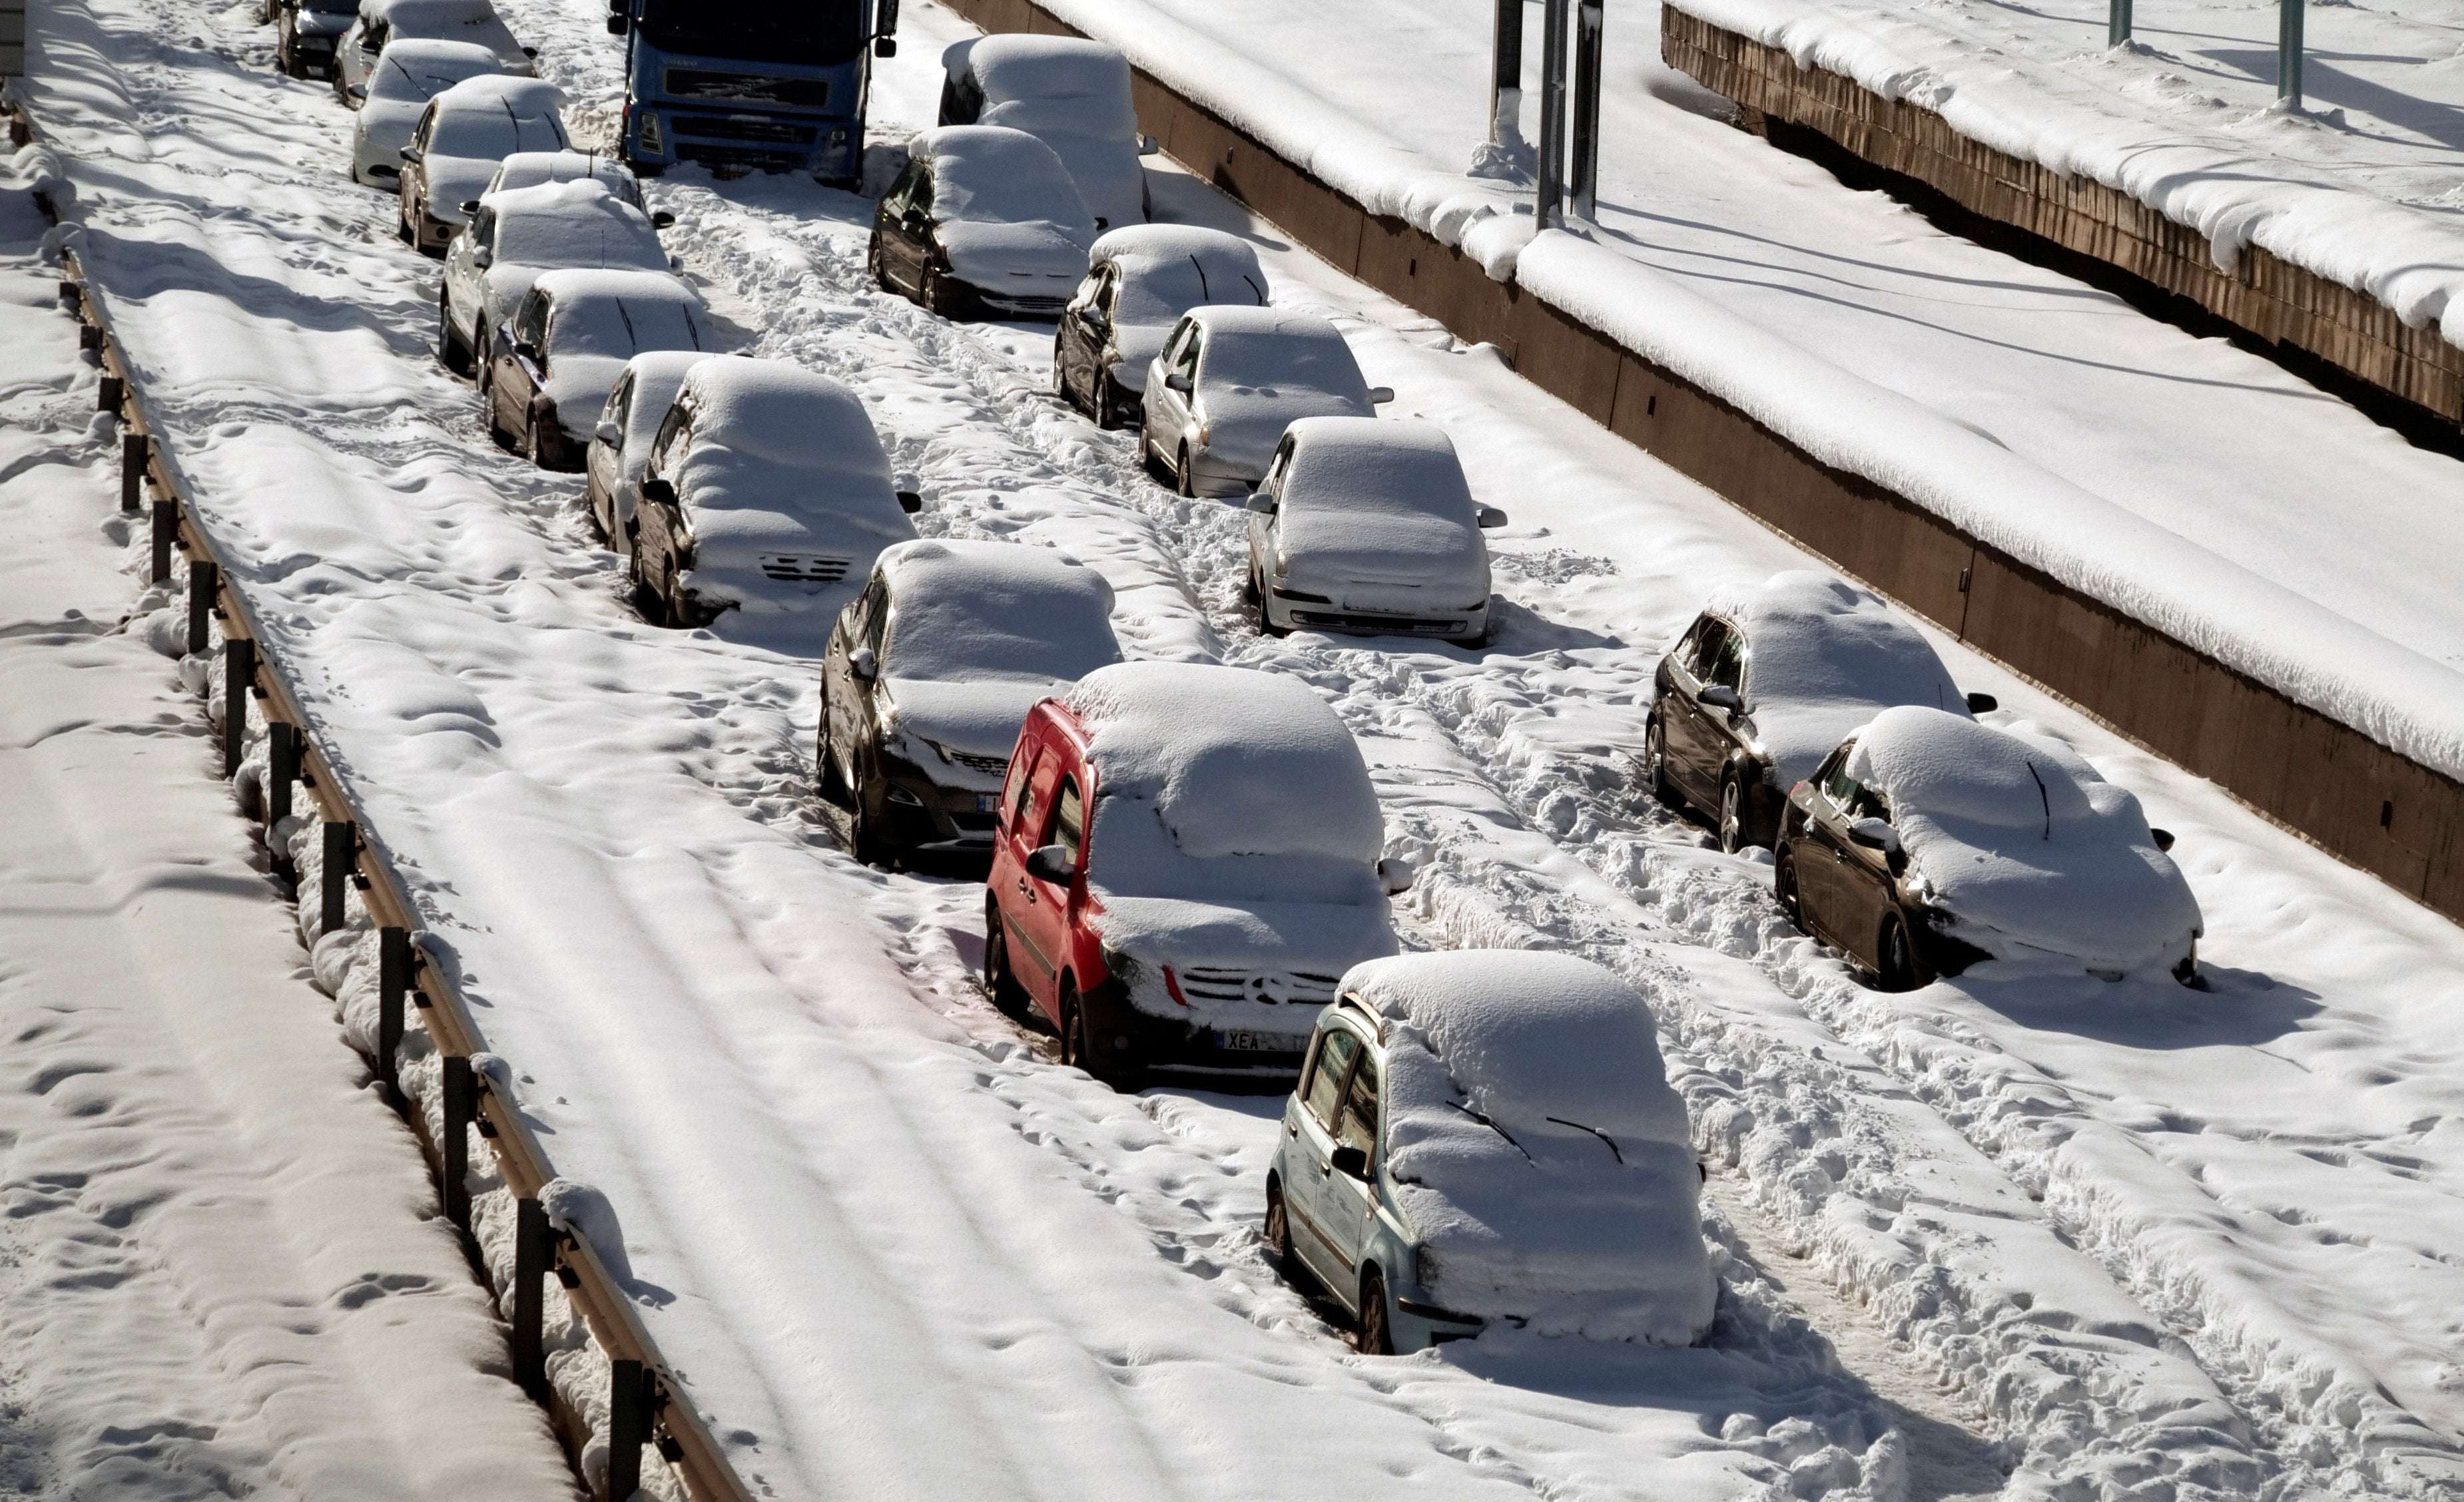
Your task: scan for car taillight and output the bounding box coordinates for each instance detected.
[1162,967,1189,1007]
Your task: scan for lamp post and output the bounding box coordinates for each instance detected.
[1535,0,1570,229]
[2279,0,2304,107]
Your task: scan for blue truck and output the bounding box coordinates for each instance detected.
[605,0,898,186]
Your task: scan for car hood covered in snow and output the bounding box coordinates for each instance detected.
[1066,662,1396,1008]
[917,125,1096,296]
[531,269,707,433]
[938,220,1089,299]
[1846,706,2203,975]
[1275,416,1488,609]
[1349,951,1715,1344]
[1712,571,1972,791]
[876,539,1121,761]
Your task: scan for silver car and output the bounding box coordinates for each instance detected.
[1140,306,1390,499]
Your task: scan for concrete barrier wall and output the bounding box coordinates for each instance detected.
[934,0,2464,925]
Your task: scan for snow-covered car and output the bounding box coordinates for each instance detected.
[1268,950,1715,1355]
[485,270,711,470]
[335,0,527,107]
[982,660,1412,1084]
[868,126,1098,321]
[820,540,1124,868]
[938,35,1151,231]
[274,0,361,80]
[396,75,567,254]
[584,350,713,551]
[481,148,644,208]
[1775,706,2202,989]
[437,180,671,377]
[1140,306,1392,499]
[1054,224,1266,429]
[630,358,922,630]
[345,38,504,188]
[1243,417,1505,648]
[1646,573,1999,854]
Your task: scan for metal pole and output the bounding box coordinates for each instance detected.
[2279,0,2303,107]
[2108,0,2132,46]
[514,1197,548,1400]
[1571,0,1604,221]
[1536,0,1570,230]
[609,1359,648,1501]
[442,1054,474,1226]
[120,432,146,513]
[222,638,253,778]
[1490,0,1524,149]
[321,819,354,935]
[186,559,216,655]
[379,926,410,1097]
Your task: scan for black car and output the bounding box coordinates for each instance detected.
[868,126,1096,321]
[1052,224,1266,430]
[483,270,709,471]
[274,0,360,78]
[1643,574,1994,853]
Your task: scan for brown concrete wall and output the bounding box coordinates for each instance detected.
[1661,7,2464,425]
[934,0,2464,925]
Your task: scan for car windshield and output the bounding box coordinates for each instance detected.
[882,584,1119,684]
[553,294,706,361]
[493,204,667,272]
[431,103,566,158]
[637,0,864,67]
[1200,328,1368,401]
[1116,255,1265,328]
[373,52,495,103]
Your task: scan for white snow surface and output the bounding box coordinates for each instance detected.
[1274,415,1488,611]
[1845,708,2202,975]
[1351,950,1718,1344]
[1707,571,1968,792]
[948,35,1147,230]
[916,123,1097,289]
[1083,222,1265,390]
[354,0,527,71]
[877,537,1123,759]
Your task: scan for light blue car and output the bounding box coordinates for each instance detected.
[1266,950,1717,1356]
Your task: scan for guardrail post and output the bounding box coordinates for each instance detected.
[1534,0,1571,229]
[186,559,216,654]
[2108,0,2132,46]
[96,373,122,414]
[378,925,409,1096]
[609,1359,649,1501]
[442,1053,474,1226]
[120,431,147,513]
[513,1196,547,1399]
[1489,0,1524,150]
[150,499,176,583]
[222,637,253,777]
[1570,0,1603,220]
[267,721,297,832]
[57,279,81,314]
[2279,0,2304,107]
[321,819,354,935]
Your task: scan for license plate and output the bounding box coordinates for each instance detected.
[976,794,1001,813]
[1213,1029,1295,1053]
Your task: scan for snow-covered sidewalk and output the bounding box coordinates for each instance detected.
[0,163,571,1501]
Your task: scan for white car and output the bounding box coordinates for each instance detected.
[1054,224,1265,429]
[396,75,567,254]
[584,350,715,552]
[335,0,527,107]
[346,38,503,188]
[938,35,1151,230]
[1141,306,1391,498]
[481,149,643,208]
[629,357,922,631]
[1244,417,1505,648]
[868,126,1097,321]
[483,269,711,471]
[436,179,671,377]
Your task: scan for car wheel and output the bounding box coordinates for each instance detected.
[850,764,892,868]
[866,236,892,293]
[474,328,493,396]
[1253,568,1288,638]
[1093,370,1123,431]
[2173,940,2202,989]
[983,901,1030,1019]
[1263,1180,1309,1287]
[524,408,550,468]
[1357,1267,1395,1356]
[1774,849,1804,927]
[1718,772,1746,854]
[438,292,472,376]
[1175,442,1197,499]
[627,543,671,627]
[1642,710,1678,807]
[1877,913,1920,992]
[816,728,852,806]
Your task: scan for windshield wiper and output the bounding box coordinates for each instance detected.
[1446,1099,1532,1163]
[1546,1116,1623,1164]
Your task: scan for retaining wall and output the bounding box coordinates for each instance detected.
[940,0,2464,925]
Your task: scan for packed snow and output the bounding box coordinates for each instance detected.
[945,35,1146,230]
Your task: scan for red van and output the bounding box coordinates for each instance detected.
[982,661,1409,1085]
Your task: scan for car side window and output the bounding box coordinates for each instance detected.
[1002,744,1039,828]
[603,370,634,430]
[1173,326,1202,379]
[1302,1028,1360,1131]
[411,105,435,152]
[473,206,496,253]
[1337,1055,1379,1158]
[1050,776,1083,866]
[882,160,921,216]
[1705,627,1745,692]
[649,398,693,473]
[1261,437,1294,497]
[1819,746,1859,808]
[862,588,890,657]
[512,291,549,352]
[1687,618,1729,680]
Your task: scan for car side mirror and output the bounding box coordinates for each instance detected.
[1024,843,1076,883]
[2150,828,2176,853]
[641,476,676,507]
[521,43,539,57]
[459,198,481,214]
[348,81,369,99]
[595,418,621,445]
[848,645,876,680]
[1091,216,1109,232]
[1365,385,1394,404]
[651,210,675,229]
[1244,491,1276,515]
[1137,132,1160,156]
[400,144,424,163]
[1329,1145,1369,1179]
[1476,505,1508,529]
[1164,371,1193,394]
[605,11,627,33]
[873,35,897,57]
[1965,691,1999,714]
[1848,817,1900,854]
[1376,856,1414,895]
[471,246,492,268]
[896,491,924,514]
[1697,683,1741,714]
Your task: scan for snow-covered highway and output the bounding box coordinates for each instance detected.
[11,0,2464,1496]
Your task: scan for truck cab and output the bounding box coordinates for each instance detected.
[606,0,898,186]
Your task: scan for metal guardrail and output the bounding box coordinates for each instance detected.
[13,99,757,1502]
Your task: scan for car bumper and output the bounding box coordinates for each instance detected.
[1390,1284,1486,1352]
[1076,973,1312,1079]
[1185,452,1263,499]
[872,762,1004,860]
[1270,591,1487,642]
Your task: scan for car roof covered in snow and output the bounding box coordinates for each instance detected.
[1279,417,1474,518]
[428,73,561,116]
[487,150,639,204]
[878,540,1121,684]
[364,0,519,45]
[532,269,704,353]
[914,125,1094,230]
[947,34,1134,105]
[1843,706,2202,971]
[485,180,667,272]
[671,356,898,505]
[1699,571,1969,791]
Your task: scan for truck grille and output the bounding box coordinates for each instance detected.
[1175,967,1344,1007]
[1288,610,1467,634]
[663,69,829,109]
[673,115,816,145]
[757,553,850,583]
[675,142,806,174]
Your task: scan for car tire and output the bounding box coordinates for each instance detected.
[1060,979,1129,1086]
[850,767,892,868]
[1252,569,1288,638]
[1357,1267,1395,1356]
[1093,370,1123,431]
[1718,771,1746,855]
[1141,427,1173,487]
[1175,442,1196,499]
[1877,913,1920,992]
[1642,710,1678,808]
[1774,849,1804,927]
[524,407,551,468]
[438,292,473,376]
[1263,1180,1310,1288]
[627,543,671,627]
[474,328,493,397]
[816,730,852,807]
[867,236,892,294]
[982,901,1031,1019]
